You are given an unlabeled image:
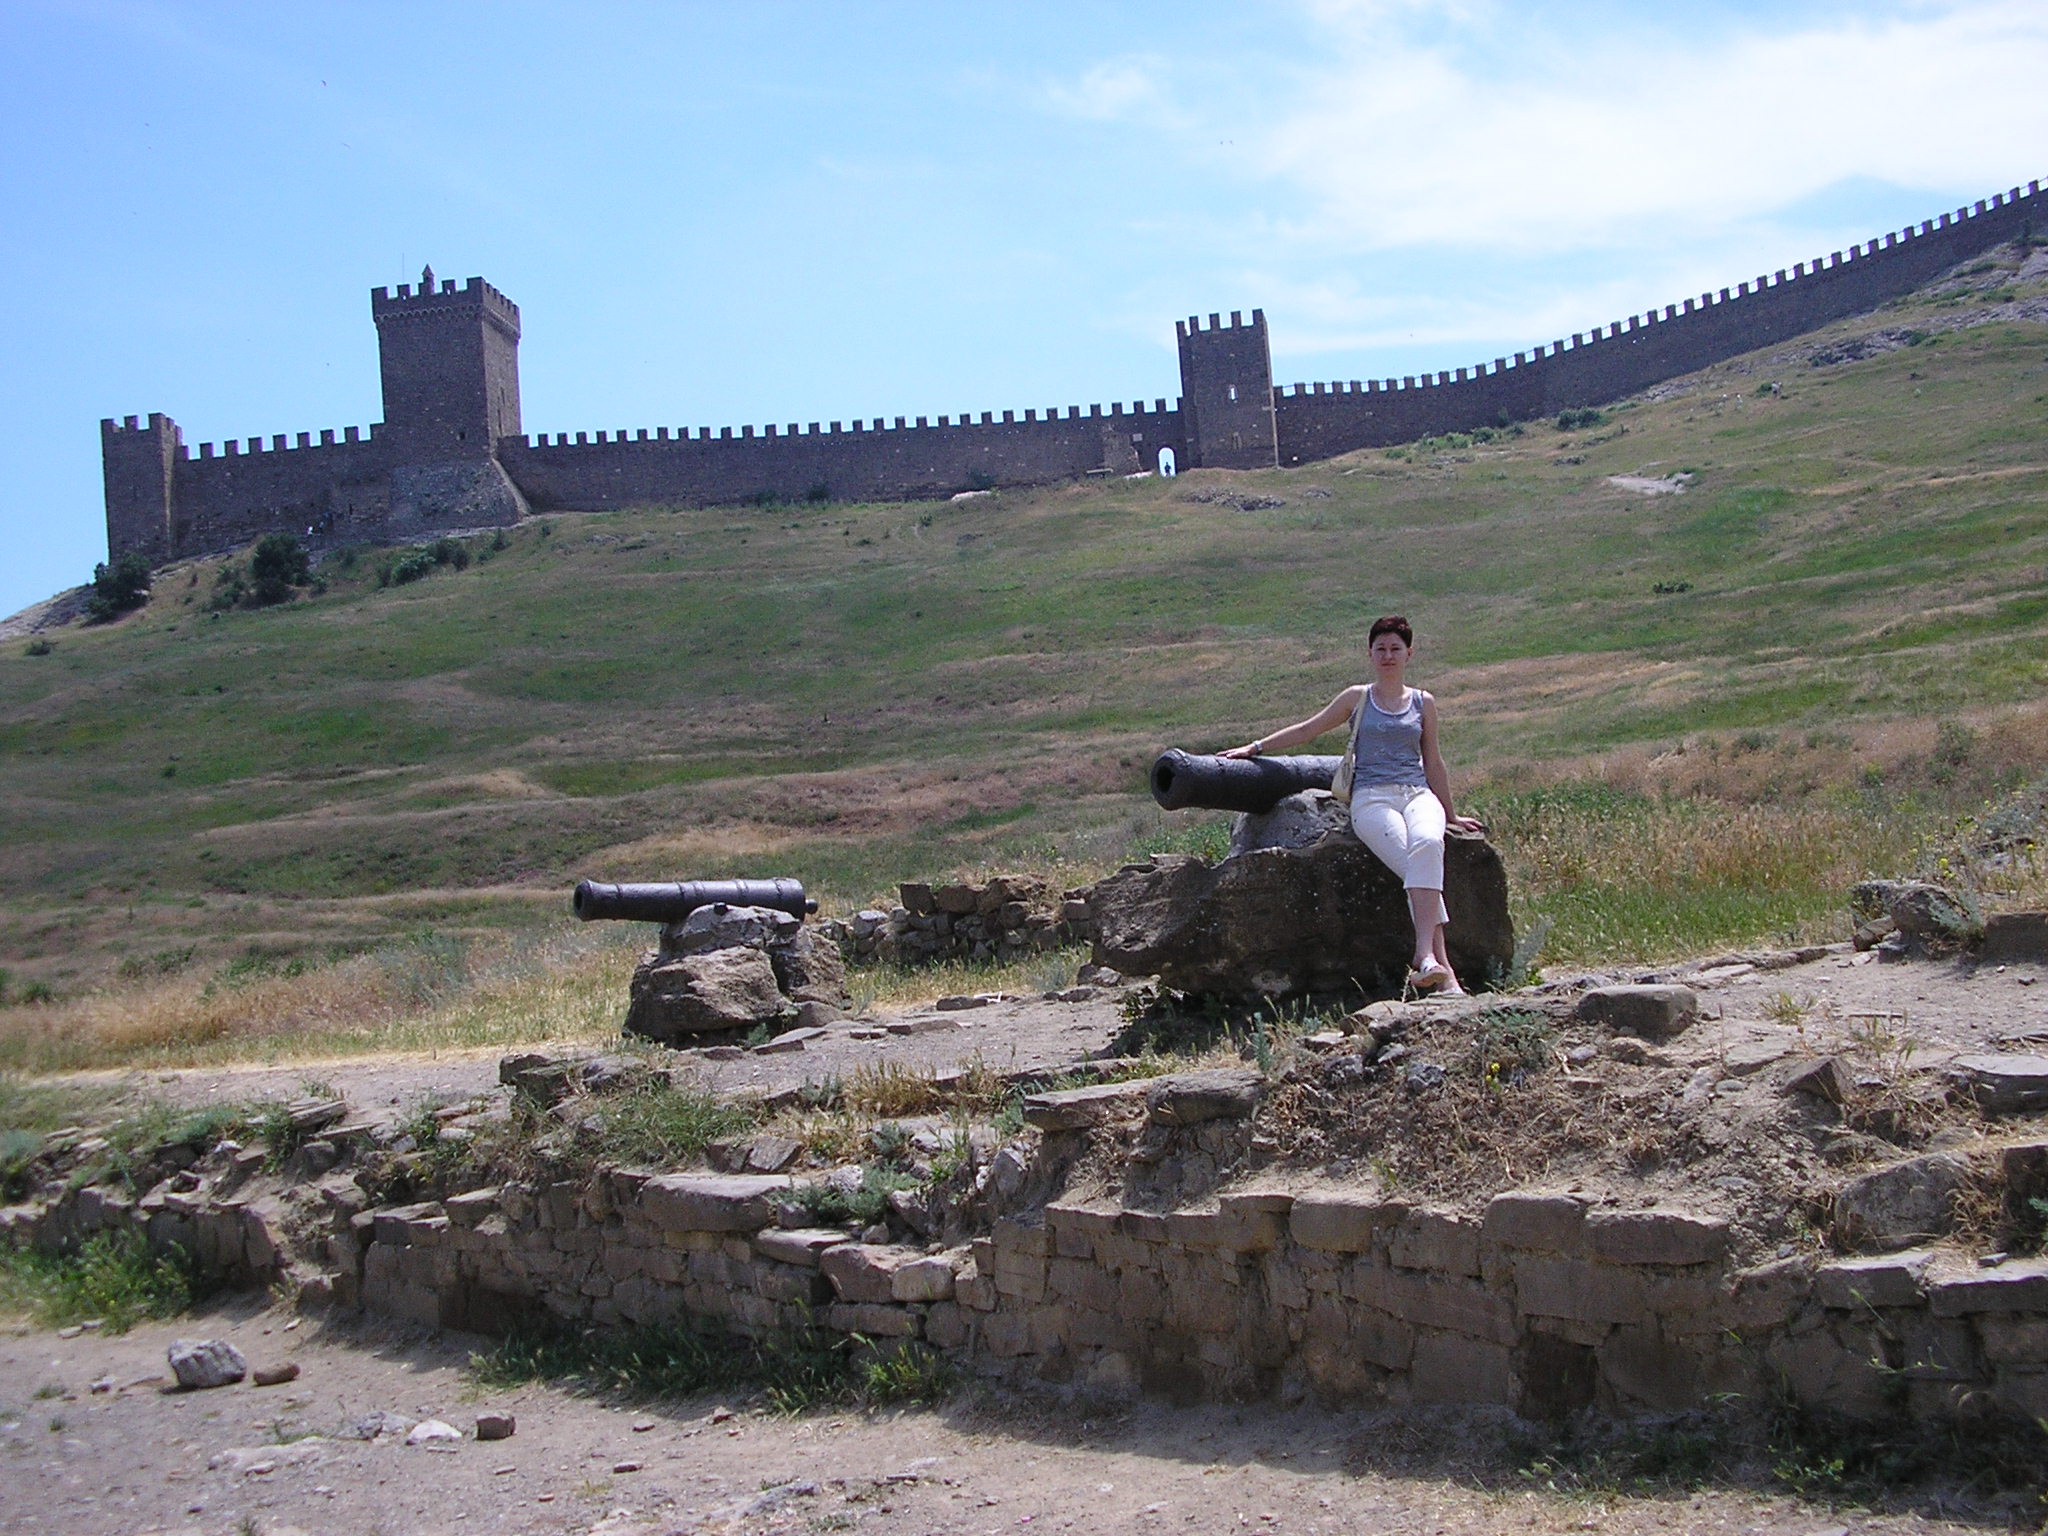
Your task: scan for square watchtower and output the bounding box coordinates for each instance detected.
[370,269,522,459]
[1176,310,1276,470]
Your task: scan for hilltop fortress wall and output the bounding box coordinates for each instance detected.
[1271,182,2046,463]
[103,181,2042,566]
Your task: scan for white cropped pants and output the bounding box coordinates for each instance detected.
[1349,784,1448,927]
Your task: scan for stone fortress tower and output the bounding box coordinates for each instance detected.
[369,268,529,533]
[103,178,2044,568]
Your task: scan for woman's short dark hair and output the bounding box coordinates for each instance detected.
[1368,615,1413,647]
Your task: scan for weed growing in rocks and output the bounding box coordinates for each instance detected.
[469,1320,951,1412]
[0,1227,195,1332]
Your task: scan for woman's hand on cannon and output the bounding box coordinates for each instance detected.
[1447,814,1487,835]
[1217,740,1266,761]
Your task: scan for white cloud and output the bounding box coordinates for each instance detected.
[1043,57,1176,123]
[1262,1,2048,253]
[1060,3,2048,256]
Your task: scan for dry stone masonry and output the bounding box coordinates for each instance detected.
[6,1065,2047,1431]
[825,876,1094,967]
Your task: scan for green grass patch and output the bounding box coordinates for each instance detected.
[469,1319,952,1413]
[0,1227,195,1332]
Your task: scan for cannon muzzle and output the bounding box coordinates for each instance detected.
[572,877,817,924]
[1149,750,1343,815]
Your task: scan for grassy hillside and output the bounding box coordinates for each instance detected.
[4,248,2047,1040]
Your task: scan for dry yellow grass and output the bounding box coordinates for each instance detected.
[0,927,636,1073]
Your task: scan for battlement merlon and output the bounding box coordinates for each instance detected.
[370,275,521,342]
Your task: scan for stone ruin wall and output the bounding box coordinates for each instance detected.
[825,876,1097,968]
[8,1119,2046,1429]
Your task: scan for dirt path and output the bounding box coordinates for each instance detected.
[0,1306,2007,1536]
[93,992,1133,1126]
[101,945,2048,1140]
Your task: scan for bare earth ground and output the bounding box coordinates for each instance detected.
[0,1308,1995,1536]
[102,946,2047,1151]
[11,950,2047,1535]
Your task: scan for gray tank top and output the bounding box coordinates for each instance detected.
[1349,687,1427,788]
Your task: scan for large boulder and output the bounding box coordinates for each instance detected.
[770,927,850,1008]
[1227,790,1351,858]
[1091,830,1511,999]
[1833,1153,1970,1252]
[625,947,790,1042]
[663,903,802,956]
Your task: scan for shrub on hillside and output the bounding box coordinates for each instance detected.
[248,532,312,606]
[84,550,153,623]
[377,537,470,588]
[1555,407,1605,431]
[204,533,316,611]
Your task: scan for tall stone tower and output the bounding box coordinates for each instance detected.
[368,270,527,529]
[370,269,523,458]
[100,412,181,566]
[1176,310,1276,469]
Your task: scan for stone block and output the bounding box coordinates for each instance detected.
[1978,1316,2048,1365]
[1948,1053,2048,1115]
[444,1187,500,1228]
[1212,1207,1287,1253]
[819,1243,917,1303]
[925,1301,971,1350]
[1482,1191,1587,1254]
[1928,1257,2048,1315]
[1833,1156,1968,1252]
[1290,1190,1402,1252]
[754,1264,832,1305]
[1118,1266,1166,1323]
[1021,1080,1148,1130]
[1409,1332,1512,1405]
[1387,1208,1482,1276]
[1047,1256,1118,1312]
[1116,1210,1170,1241]
[1357,1265,1518,1344]
[371,1201,444,1247]
[890,1255,955,1303]
[954,1260,997,1312]
[992,1217,1051,1256]
[1766,1327,1893,1419]
[1599,1323,1701,1411]
[752,1227,848,1267]
[1263,1254,1309,1311]
[1574,984,1699,1040]
[1992,1367,2048,1420]
[639,1174,789,1234]
[1353,1306,1415,1371]
[1046,1200,1117,1240]
[1815,1249,1934,1310]
[1585,1209,1728,1267]
[979,1311,1034,1358]
[993,1255,1047,1305]
[1168,1280,1239,1335]
[1720,1257,1811,1332]
[1144,1069,1265,1126]
[1514,1256,1645,1326]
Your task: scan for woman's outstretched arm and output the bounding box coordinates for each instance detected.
[1218,686,1364,760]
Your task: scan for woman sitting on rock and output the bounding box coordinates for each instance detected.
[1220,615,1483,995]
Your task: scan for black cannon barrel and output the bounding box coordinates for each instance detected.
[572,878,816,924]
[1149,750,1343,815]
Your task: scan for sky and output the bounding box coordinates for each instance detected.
[3,0,2046,619]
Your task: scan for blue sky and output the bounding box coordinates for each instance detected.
[4,0,2046,619]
